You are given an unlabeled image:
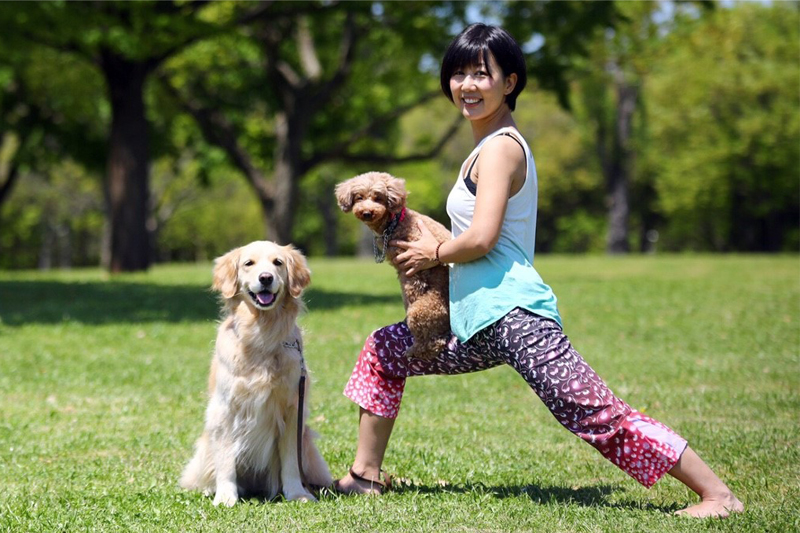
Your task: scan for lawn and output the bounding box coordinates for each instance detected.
[0,255,798,532]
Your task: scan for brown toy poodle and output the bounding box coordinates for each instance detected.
[335,172,451,360]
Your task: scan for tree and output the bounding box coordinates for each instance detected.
[645,2,800,251]
[1,1,629,264]
[499,1,623,110]
[567,2,673,254]
[499,1,647,253]
[0,45,107,236]
[162,1,467,246]
[0,1,220,271]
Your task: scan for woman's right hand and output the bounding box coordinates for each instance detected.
[391,221,441,276]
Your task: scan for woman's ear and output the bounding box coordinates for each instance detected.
[212,248,240,299]
[504,72,518,95]
[284,245,311,298]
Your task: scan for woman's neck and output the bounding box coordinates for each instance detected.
[470,107,516,145]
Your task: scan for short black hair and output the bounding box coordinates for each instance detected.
[440,24,527,111]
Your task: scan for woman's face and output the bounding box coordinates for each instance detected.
[449,52,517,121]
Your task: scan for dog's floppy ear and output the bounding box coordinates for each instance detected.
[384,176,408,211]
[334,180,355,212]
[212,248,240,299]
[284,245,311,298]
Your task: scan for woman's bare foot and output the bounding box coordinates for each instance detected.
[667,447,743,518]
[675,491,744,518]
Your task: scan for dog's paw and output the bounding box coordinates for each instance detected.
[431,336,448,354]
[212,484,239,507]
[405,343,433,361]
[405,338,445,361]
[404,343,424,360]
[285,490,317,503]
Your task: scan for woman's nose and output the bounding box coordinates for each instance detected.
[461,74,478,89]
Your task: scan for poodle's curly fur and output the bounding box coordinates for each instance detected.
[335,172,451,360]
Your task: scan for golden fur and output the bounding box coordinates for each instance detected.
[179,241,332,505]
[335,172,451,360]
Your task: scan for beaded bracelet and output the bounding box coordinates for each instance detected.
[435,242,443,264]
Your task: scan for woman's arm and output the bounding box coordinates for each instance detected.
[392,135,525,276]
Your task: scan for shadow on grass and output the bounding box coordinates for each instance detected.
[0,281,397,326]
[387,481,681,513]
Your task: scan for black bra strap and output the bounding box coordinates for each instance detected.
[463,132,525,196]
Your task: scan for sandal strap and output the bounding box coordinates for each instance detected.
[349,468,391,489]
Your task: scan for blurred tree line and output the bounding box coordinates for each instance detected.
[0,1,796,271]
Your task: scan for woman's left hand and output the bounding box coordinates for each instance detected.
[391,221,441,276]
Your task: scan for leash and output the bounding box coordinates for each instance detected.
[373,208,406,263]
[283,339,308,489]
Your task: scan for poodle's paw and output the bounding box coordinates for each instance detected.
[431,336,448,353]
[405,337,446,361]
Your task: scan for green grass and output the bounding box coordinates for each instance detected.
[1,255,798,532]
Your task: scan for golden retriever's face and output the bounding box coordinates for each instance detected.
[212,241,311,310]
[334,172,407,229]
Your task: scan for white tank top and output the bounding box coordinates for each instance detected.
[445,127,561,341]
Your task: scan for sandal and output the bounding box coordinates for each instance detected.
[334,468,392,495]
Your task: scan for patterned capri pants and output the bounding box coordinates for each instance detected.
[344,308,688,488]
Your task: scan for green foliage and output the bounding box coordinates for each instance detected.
[500,0,623,109]
[518,91,606,253]
[645,3,800,251]
[1,255,798,531]
[0,1,797,267]
[0,159,104,269]
[151,155,264,262]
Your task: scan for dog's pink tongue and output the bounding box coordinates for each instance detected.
[257,292,275,306]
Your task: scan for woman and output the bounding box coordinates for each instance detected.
[335,23,742,519]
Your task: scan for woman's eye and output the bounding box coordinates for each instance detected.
[273,258,283,267]
[243,260,254,267]
[476,70,488,77]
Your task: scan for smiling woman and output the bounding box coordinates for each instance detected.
[439,23,527,113]
[334,22,744,520]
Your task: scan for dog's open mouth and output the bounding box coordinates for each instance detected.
[248,289,277,309]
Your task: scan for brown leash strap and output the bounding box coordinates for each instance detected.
[284,339,308,490]
[296,369,307,489]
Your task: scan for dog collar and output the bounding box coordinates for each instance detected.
[373,208,406,263]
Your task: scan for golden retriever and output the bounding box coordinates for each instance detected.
[180,241,332,505]
[335,172,451,360]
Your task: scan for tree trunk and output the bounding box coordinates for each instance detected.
[101,52,152,272]
[606,163,630,254]
[317,193,338,256]
[0,162,20,236]
[605,82,638,254]
[0,160,20,207]
[269,107,308,245]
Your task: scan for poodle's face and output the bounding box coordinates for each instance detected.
[335,172,407,229]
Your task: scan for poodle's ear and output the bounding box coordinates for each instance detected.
[384,175,408,211]
[334,181,355,212]
[284,245,311,298]
[212,247,240,299]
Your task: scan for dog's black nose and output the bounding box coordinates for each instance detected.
[363,211,373,220]
[258,273,274,286]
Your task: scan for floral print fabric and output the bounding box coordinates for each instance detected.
[343,308,687,488]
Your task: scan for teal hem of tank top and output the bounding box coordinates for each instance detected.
[453,304,563,343]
